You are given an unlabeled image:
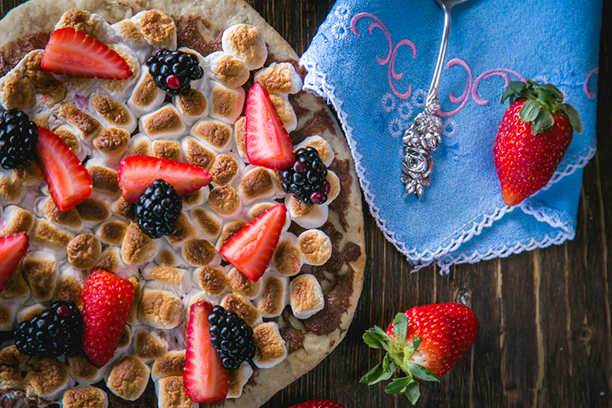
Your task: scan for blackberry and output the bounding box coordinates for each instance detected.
[134,179,182,239]
[0,110,39,170]
[146,49,204,95]
[208,305,255,370]
[13,301,82,357]
[280,147,330,205]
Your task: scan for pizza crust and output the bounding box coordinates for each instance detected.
[0,1,366,407]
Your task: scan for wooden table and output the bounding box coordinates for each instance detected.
[1,0,611,407]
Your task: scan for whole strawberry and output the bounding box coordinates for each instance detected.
[288,400,344,408]
[493,80,582,206]
[361,303,479,404]
[82,269,135,367]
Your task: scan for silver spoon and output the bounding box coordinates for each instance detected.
[401,0,470,199]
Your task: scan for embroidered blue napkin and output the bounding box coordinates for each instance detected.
[300,0,602,272]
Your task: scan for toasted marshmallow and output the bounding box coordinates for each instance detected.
[93,248,121,273]
[233,116,248,162]
[30,219,74,253]
[138,286,184,329]
[54,126,80,155]
[62,388,108,408]
[193,265,228,296]
[0,205,35,237]
[56,9,110,41]
[127,68,165,116]
[190,119,233,153]
[152,140,182,161]
[165,213,198,246]
[140,104,186,140]
[181,188,208,211]
[75,197,110,223]
[298,229,332,266]
[88,164,120,197]
[152,350,186,381]
[156,375,196,408]
[227,362,254,399]
[127,275,142,326]
[121,222,157,266]
[216,219,248,251]
[68,352,103,385]
[174,88,209,126]
[131,10,177,49]
[269,93,297,132]
[157,247,179,267]
[221,294,260,327]
[126,132,152,157]
[254,63,302,95]
[181,137,216,171]
[245,202,291,232]
[22,353,72,399]
[21,251,57,302]
[252,322,287,368]
[16,304,45,323]
[209,153,243,186]
[93,127,131,161]
[90,93,136,132]
[238,166,275,205]
[12,160,45,186]
[208,82,245,124]
[227,268,261,299]
[0,346,23,388]
[208,186,242,218]
[206,51,250,88]
[221,24,267,70]
[40,197,83,232]
[134,329,168,362]
[272,233,302,277]
[326,170,341,204]
[0,264,30,302]
[0,52,37,111]
[67,234,101,270]
[0,302,18,330]
[112,18,149,50]
[54,267,85,305]
[191,206,222,240]
[106,356,150,401]
[99,45,141,97]
[117,324,132,352]
[290,274,324,319]
[285,195,329,229]
[142,265,190,293]
[58,103,102,140]
[294,135,335,167]
[182,239,219,267]
[112,197,135,221]
[0,175,21,203]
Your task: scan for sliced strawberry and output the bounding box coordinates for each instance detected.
[220,203,286,282]
[245,82,295,169]
[36,127,92,211]
[41,28,132,80]
[118,155,212,202]
[82,270,135,367]
[0,232,29,295]
[184,301,229,403]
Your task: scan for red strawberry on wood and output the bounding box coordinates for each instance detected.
[493,80,582,206]
[361,303,479,404]
[82,269,134,367]
[0,232,29,296]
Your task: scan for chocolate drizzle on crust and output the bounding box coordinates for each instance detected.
[327,159,354,231]
[94,379,157,408]
[176,17,222,57]
[289,103,337,145]
[0,32,50,77]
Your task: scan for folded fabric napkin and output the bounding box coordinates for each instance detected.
[300,0,603,272]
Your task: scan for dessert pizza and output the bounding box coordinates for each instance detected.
[0,1,365,407]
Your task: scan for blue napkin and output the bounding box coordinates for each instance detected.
[300,0,602,272]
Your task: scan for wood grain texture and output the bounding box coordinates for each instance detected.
[1,0,611,407]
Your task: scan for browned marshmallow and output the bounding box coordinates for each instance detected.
[21,252,56,302]
[191,120,232,152]
[216,220,248,250]
[221,294,260,326]
[113,197,135,221]
[254,62,302,95]
[239,167,274,204]
[0,175,21,203]
[88,165,119,196]
[181,189,204,209]
[207,52,250,88]
[290,274,325,319]
[68,352,101,383]
[221,24,268,70]
[135,330,168,361]
[227,362,253,399]
[127,275,142,326]
[59,103,101,139]
[117,324,132,350]
[183,239,217,266]
[182,138,216,170]
[54,273,83,306]
[23,49,66,103]
[192,207,222,240]
[272,238,302,277]
[62,388,108,408]
[131,10,177,49]
[208,186,241,217]
[121,222,157,265]
[0,346,23,389]
[157,376,196,408]
[54,127,80,154]
[227,268,261,299]
[258,275,289,317]
[11,160,44,186]
[0,56,36,111]
[294,135,335,166]
[193,265,227,296]
[31,219,74,251]
[141,104,185,139]
[106,356,150,401]
[0,264,30,301]
[269,93,297,132]
[56,9,101,37]
[285,195,329,229]
[22,353,71,398]
[138,287,184,329]
[143,265,187,291]
[233,116,247,161]
[0,206,35,237]
[98,221,129,246]
[67,234,101,269]
[94,248,121,273]
[252,322,287,368]
[0,304,17,330]
[326,171,341,203]
[101,45,139,94]
[41,197,83,231]
[152,350,186,380]
[113,19,146,46]
[209,82,245,124]
[175,88,208,125]
[75,198,110,222]
[16,304,45,323]
[209,154,240,186]
[298,229,332,266]
[166,213,198,246]
[153,140,182,161]
[128,69,165,116]
[157,249,176,267]
[94,127,131,157]
[91,93,136,131]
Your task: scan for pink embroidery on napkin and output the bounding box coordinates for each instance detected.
[584,67,599,99]
[438,58,473,117]
[472,69,526,106]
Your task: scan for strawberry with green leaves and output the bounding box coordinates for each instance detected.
[361,303,479,404]
[493,80,582,206]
